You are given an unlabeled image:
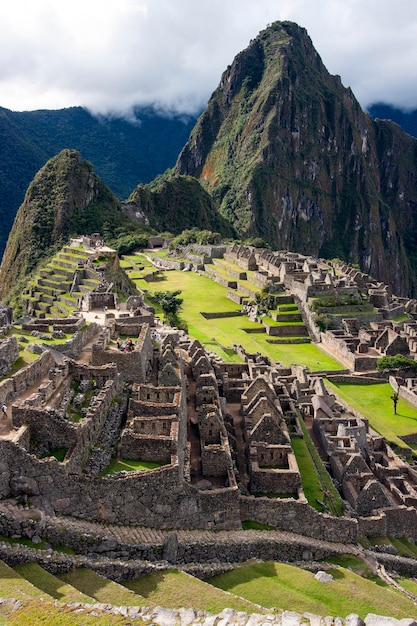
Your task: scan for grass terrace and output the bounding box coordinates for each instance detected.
[325,380,417,453]
[124,569,264,614]
[0,325,74,378]
[291,426,344,516]
[208,560,417,620]
[100,457,165,475]
[0,599,146,625]
[14,563,93,604]
[131,268,343,370]
[58,568,147,606]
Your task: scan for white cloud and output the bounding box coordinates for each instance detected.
[0,0,416,114]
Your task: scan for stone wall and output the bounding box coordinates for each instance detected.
[263,322,308,336]
[0,439,242,529]
[226,291,247,305]
[0,509,360,573]
[65,379,122,472]
[0,336,19,377]
[91,324,153,382]
[201,446,230,476]
[120,431,174,463]
[250,467,301,495]
[114,313,154,335]
[203,269,237,290]
[321,332,378,372]
[50,322,101,359]
[0,350,55,405]
[0,306,13,330]
[150,255,184,270]
[87,293,116,309]
[394,376,417,409]
[240,496,358,543]
[357,506,417,541]
[12,406,77,450]
[23,317,85,334]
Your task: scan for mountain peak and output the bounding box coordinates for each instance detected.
[174,21,417,296]
[0,150,117,303]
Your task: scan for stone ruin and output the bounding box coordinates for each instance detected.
[2,245,417,543]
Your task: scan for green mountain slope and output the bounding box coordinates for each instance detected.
[0,149,138,304]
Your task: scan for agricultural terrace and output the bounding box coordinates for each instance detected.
[125,258,342,371]
[325,380,417,455]
[209,560,417,620]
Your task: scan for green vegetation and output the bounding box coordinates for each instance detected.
[241,520,275,530]
[0,560,51,601]
[309,294,363,312]
[208,560,417,619]
[377,354,417,384]
[0,599,145,626]
[101,458,164,475]
[325,554,378,580]
[123,569,264,614]
[132,268,342,369]
[325,380,417,452]
[43,448,67,462]
[57,568,146,606]
[0,534,47,551]
[168,228,222,248]
[14,563,93,604]
[292,417,344,516]
[152,289,185,328]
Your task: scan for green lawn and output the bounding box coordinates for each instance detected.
[14,563,93,604]
[208,561,417,620]
[101,458,164,475]
[0,600,144,626]
[123,569,264,614]
[132,269,343,370]
[0,560,51,601]
[291,421,344,516]
[57,568,147,606]
[325,381,417,451]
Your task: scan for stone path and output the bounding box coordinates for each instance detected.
[0,500,362,557]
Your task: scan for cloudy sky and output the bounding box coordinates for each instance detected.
[1,0,416,116]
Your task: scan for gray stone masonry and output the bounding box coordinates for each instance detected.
[0,336,19,377]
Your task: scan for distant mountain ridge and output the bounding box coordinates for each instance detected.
[0,106,197,257]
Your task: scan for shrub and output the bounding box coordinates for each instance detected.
[313,313,331,332]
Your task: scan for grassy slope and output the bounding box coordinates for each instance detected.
[0,560,52,601]
[14,563,93,604]
[57,568,148,606]
[123,569,265,615]
[209,561,417,620]
[0,599,146,626]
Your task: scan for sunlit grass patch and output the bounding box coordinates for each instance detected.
[14,563,93,604]
[208,560,417,619]
[101,457,165,475]
[124,569,264,614]
[57,568,146,606]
